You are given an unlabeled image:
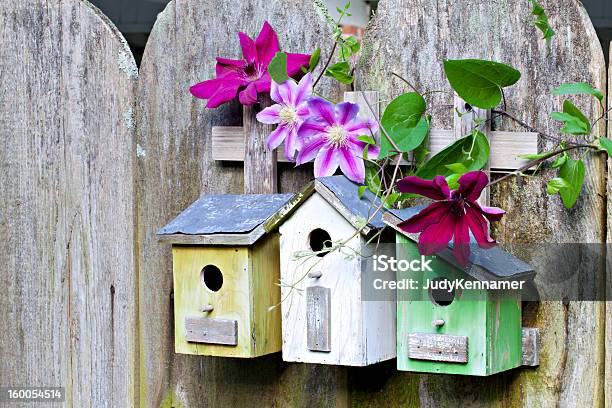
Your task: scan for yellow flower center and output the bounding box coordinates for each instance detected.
[279,106,297,124]
[326,125,348,147]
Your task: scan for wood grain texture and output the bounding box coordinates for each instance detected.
[136,0,346,406]
[522,327,540,367]
[185,317,239,345]
[407,333,468,364]
[243,95,277,194]
[306,286,332,352]
[0,1,137,407]
[212,127,538,169]
[360,0,605,405]
[606,41,612,408]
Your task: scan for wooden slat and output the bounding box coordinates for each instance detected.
[306,286,332,352]
[521,327,540,366]
[212,126,537,171]
[185,317,238,346]
[407,333,468,363]
[243,95,277,194]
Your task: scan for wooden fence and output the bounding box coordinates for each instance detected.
[0,0,608,407]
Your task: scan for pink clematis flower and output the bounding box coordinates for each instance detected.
[295,98,379,183]
[396,171,506,266]
[255,73,313,161]
[190,21,310,108]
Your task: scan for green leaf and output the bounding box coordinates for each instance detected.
[531,0,555,47]
[339,36,360,60]
[378,93,428,159]
[357,185,367,199]
[546,177,570,195]
[552,82,603,102]
[444,163,469,174]
[365,166,382,195]
[445,173,461,190]
[518,152,550,160]
[268,52,289,84]
[443,59,521,109]
[384,193,400,209]
[551,100,591,135]
[308,48,321,72]
[324,61,353,84]
[556,159,585,208]
[599,137,612,155]
[412,130,430,165]
[358,135,376,145]
[415,131,490,179]
[551,152,568,169]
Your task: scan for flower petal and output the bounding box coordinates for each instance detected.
[284,127,302,161]
[345,117,379,135]
[465,206,497,249]
[296,137,326,165]
[452,213,471,267]
[266,124,289,150]
[239,32,257,63]
[480,205,505,222]
[286,53,311,77]
[277,80,295,105]
[397,202,450,233]
[396,175,451,200]
[255,21,280,65]
[256,104,282,124]
[456,171,489,201]
[254,74,271,93]
[238,82,259,105]
[314,146,339,177]
[308,98,336,126]
[298,118,328,139]
[336,102,360,126]
[418,212,455,255]
[293,73,313,106]
[191,76,244,108]
[338,146,365,183]
[216,57,245,76]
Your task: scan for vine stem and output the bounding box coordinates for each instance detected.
[491,109,585,147]
[359,90,403,154]
[313,40,338,89]
[486,144,595,187]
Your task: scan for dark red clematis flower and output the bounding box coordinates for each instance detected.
[396,171,505,266]
[190,21,311,108]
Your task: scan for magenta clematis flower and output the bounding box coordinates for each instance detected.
[295,98,379,183]
[255,73,313,160]
[190,21,310,108]
[396,171,506,266]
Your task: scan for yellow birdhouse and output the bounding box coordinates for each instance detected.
[157,193,302,358]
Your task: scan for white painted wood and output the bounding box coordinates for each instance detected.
[279,193,396,366]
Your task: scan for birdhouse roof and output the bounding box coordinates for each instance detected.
[383,207,535,281]
[157,192,306,245]
[310,176,386,235]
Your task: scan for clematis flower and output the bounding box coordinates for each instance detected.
[295,98,379,183]
[255,73,313,160]
[396,171,505,266]
[190,21,311,108]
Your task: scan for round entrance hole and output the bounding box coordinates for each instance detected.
[429,277,455,306]
[201,265,223,292]
[308,228,332,257]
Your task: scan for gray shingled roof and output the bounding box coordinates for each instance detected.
[387,207,535,281]
[316,175,386,230]
[157,194,294,242]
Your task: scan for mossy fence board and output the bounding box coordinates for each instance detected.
[0,0,608,407]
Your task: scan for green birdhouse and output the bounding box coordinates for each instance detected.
[383,209,536,376]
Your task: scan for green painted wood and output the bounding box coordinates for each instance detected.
[396,234,522,376]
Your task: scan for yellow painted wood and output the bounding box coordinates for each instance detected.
[249,233,282,356]
[172,234,282,358]
[172,245,252,357]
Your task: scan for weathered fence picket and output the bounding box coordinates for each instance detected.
[136,1,345,406]
[360,0,606,406]
[0,1,138,406]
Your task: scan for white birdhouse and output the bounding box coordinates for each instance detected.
[279,176,396,366]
